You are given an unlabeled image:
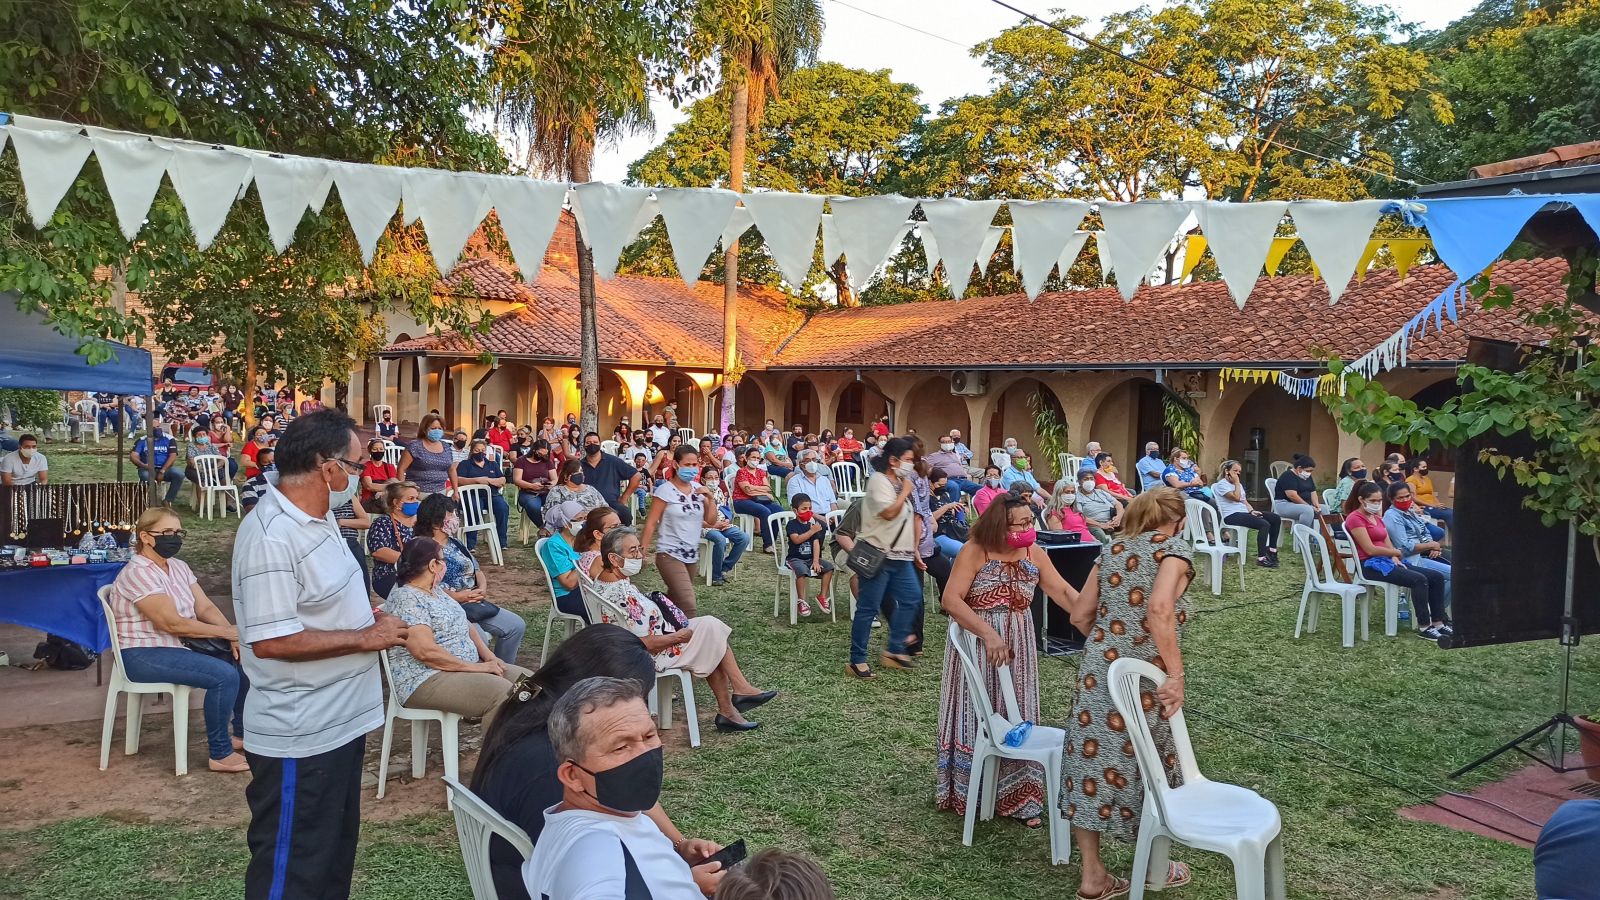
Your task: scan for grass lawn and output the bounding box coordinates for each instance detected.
[3,442,1595,899]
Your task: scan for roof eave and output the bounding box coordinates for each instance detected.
[760,360,1461,372]
[1416,164,1600,197]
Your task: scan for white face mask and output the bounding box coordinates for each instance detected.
[1363,501,1383,514]
[1079,481,1096,493]
[567,519,586,535]
[898,462,916,478]
[18,448,34,460]
[621,557,643,577]
[940,442,954,452]
[1062,493,1077,505]
[804,461,821,475]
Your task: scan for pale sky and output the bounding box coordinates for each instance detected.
[588,0,1481,182]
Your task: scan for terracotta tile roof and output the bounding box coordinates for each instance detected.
[386,215,800,369]
[1469,140,1600,179]
[765,258,1570,370]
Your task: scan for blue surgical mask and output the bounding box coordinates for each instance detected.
[677,466,699,482]
[401,501,420,516]
[427,428,445,442]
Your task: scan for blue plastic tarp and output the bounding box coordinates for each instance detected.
[0,292,154,394]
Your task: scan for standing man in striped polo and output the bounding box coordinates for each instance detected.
[233,409,410,899]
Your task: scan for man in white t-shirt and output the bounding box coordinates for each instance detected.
[0,434,48,486]
[232,410,410,900]
[525,677,726,900]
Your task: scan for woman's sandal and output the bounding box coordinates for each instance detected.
[1075,875,1131,900]
[844,663,876,679]
[1022,816,1043,829]
[1163,862,1191,889]
[880,652,916,670]
[903,637,924,657]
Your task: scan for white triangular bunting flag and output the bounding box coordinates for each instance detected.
[90,137,173,241]
[168,144,252,251]
[919,224,940,276]
[1289,199,1387,305]
[1009,199,1090,300]
[626,195,660,247]
[569,182,652,280]
[407,168,491,275]
[719,205,754,251]
[820,214,842,267]
[1098,201,1191,300]
[1094,231,1112,284]
[976,226,1006,276]
[252,154,331,252]
[830,195,919,291]
[9,127,94,229]
[1054,231,1092,288]
[487,176,568,284]
[741,191,826,288]
[332,162,405,264]
[9,115,82,133]
[655,188,738,290]
[308,168,336,215]
[1194,200,1288,308]
[920,198,1003,299]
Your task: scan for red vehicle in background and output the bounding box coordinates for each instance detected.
[160,361,216,390]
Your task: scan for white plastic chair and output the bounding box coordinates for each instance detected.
[1184,499,1243,596]
[677,427,695,444]
[580,583,701,748]
[766,510,831,625]
[455,484,503,566]
[830,461,863,494]
[97,587,195,776]
[1267,460,1291,479]
[444,775,533,900]
[372,403,394,426]
[1346,549,1410,637]
[193,454,240,520]
[1289,523,1369,647]
[534,537,588,661]
[384,440,404,468]
[1107,658,1285,900]
[75,398,102,443]
[376,649,462,805]
[698,536,715,586]
[946,621,1069,864]
[600,439,619,456]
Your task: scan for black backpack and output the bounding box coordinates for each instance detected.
[34,634,96,671]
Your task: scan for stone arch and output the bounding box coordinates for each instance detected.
[568,370,630,430]
[785,376,823,434]
[1389,372,1462,471]
[1226,380,1341,499]
[834,377,890,435]
[901,373,972,440]
[732,379,769,432]
[1086,376,1168,468]
[982,377,1066,473]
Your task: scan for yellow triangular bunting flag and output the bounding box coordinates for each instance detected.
[1180,234,1207,282]
[1264,236,1297,275]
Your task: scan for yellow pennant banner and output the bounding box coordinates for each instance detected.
[1184,236,1433,282]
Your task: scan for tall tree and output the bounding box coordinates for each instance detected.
[0,0,504,400]
[490,0,697,434]
[690,0,823,432]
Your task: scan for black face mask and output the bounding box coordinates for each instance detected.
[454,440,467,449]
[585,443,602,456]
[471,453,487,463]
[151,535,183,559]
[573,746,663,813]
[1350,468,1368,480]
[1148,450,1161,459]
[370,451,384,461]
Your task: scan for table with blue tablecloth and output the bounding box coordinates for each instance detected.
[0,563,123,653]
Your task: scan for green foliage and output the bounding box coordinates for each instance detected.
[1323,254,1600,550]
[0,0,505,388]
[1395,0,1600,181]
[1163,389,1203,459]
[0,389,64,431]
[1028,390,1070,479]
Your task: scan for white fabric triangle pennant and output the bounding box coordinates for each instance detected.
[655,188,738,290]
[487,176,568,284]
[820,214,842,267]
[976,226,1006,276]
[332,162,405,264]
[90,137,173,241]
[719,205,754,251]
[1194,200,1288,308]
[625,195,660,246]
[1290,199,1387,305]
[252,155,331,252]
[569,182,652,280]
[1054,231,1092,288]
[1094,231,1112,284]
[1009,199,1090,300]
[408,169,492,276]
[9,127,94,229]
[920,198,1004,299]
[741,191,826,288]
[308,168,336,215]
[1098,201,1191,300]
[919,224,940,276]
[830,195,919,291]
[168,145,252,251]
[9,115,82,133]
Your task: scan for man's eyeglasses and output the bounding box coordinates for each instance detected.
[329,456,365,474]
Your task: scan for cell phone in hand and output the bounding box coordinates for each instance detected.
[701,839,747,870]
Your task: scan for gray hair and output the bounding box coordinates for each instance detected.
[548,676,647,764]
[599,526,639,572]
[1085,441,1102,454]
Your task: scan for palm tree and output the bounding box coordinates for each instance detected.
[704,0,824,432]
[489,2,661,435]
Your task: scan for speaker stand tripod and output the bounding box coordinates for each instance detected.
[1451,522,1585,778]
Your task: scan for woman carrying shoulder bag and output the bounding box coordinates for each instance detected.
[845,437,922,679]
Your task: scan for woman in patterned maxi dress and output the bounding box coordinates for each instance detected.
[937,494,1083,827]
[1059,487,1196,900]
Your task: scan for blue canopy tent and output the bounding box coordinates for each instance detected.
[0,292,153,394]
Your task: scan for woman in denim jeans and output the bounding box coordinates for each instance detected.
[700,464,749,584]
[846,437,923,679]
[108,507,250,772]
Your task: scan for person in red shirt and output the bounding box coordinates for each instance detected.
[836,428,864,460]
[360,438,399,506]
[240,426,271,478]
[1092,452,1134,500]
[487,414,514,454]
[732,446,784,552]
[871,416,890,439]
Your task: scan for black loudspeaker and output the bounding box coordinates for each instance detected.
[1443,338,1600,649]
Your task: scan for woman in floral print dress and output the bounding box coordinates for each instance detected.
[1059,487,1196,900]
[936,494,1082,828]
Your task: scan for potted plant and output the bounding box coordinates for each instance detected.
[1578,710,1600,778]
